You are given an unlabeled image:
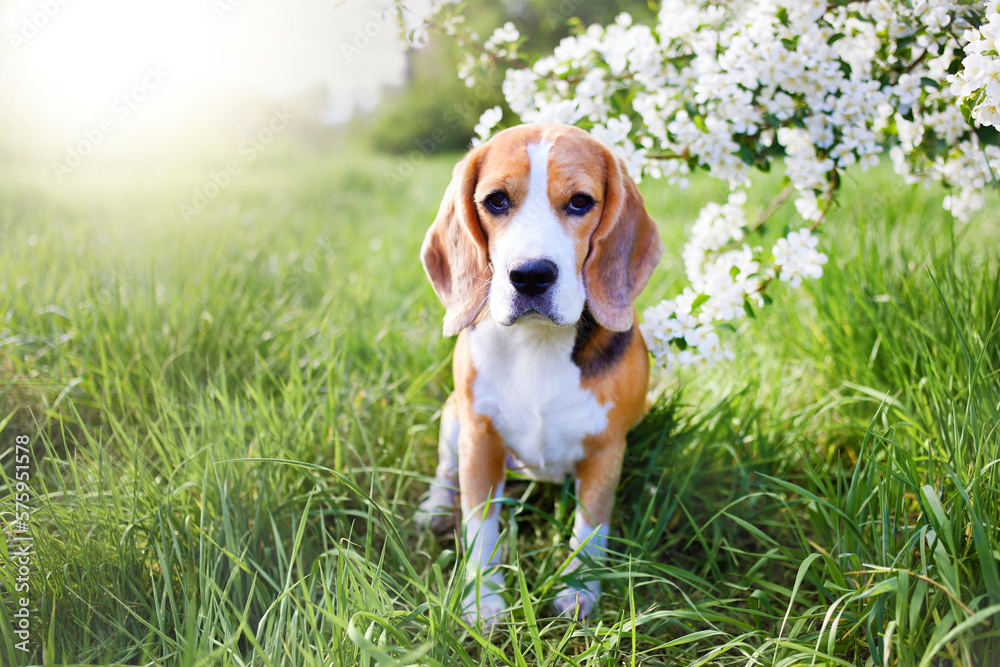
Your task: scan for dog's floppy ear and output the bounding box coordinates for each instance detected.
[583,149,663,332]
[421,148,491,336]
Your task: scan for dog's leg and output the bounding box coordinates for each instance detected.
[458,414,507,630]
[554,438,624,620]
[415,395,461,533]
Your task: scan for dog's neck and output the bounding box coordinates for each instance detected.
[571,307,635,380]
[470,306,634,381]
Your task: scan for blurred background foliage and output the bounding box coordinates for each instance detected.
[0,0,657,167]
[364,0,657,153]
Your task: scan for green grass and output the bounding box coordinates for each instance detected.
[1,138,998,666]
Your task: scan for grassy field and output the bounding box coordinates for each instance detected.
[1,138,998,666]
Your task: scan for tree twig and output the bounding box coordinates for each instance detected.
[747,182,795,235]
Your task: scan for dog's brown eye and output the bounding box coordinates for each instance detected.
[567,193,594,216]
[484,191,510,214]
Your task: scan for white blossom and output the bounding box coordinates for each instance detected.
[432,0,999,370]
[484,22,519,59]
[472,106,503,145]
[949,2,1000,129]
[772,229,829,289]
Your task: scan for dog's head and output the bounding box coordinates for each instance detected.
[421,123,663,336]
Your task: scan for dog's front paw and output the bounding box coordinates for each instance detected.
[553,580,600,620]
[461,589,505,632]
[414,489,458,534]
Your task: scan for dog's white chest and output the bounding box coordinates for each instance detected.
[467,320,609,482]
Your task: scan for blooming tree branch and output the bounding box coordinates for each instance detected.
[412,0,999,370]
[951,2,1000,128]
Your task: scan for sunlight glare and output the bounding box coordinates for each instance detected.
[5,0,221,129]
[1,0,412,163]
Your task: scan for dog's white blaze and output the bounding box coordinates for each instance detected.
[488,140,586,327]
[468,318,609,482]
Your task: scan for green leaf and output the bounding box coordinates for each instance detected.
[851,577,897,601]
[919,485,953,551]
[779,552,823,637]
[762,113,782,128]
[961,93,981,124]
[748,589,775,632]
[947,470,1000,606]
[516,566,544,663]
[919,605,1000,667]
[346,619,399,666]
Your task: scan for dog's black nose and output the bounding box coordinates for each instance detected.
[509,259,558,296]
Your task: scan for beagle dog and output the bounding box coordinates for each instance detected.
[416,123,663,628]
